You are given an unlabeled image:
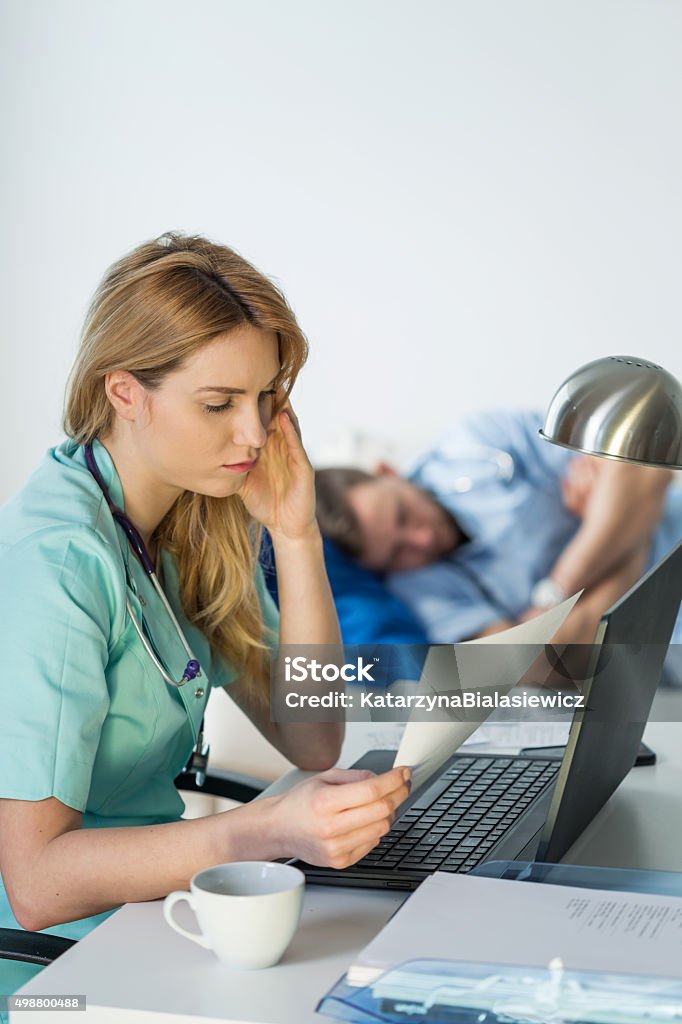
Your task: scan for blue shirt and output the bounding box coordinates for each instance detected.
[387,409,682,647]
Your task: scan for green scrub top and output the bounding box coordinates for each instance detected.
[0,438,279,1005]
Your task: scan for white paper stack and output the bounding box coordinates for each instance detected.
[348,872,682,988]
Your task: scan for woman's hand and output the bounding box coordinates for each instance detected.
[267,766,412,868]
[237,401,317,541]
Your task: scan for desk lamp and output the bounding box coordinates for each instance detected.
[540,355,682,470]
[532,355,682,609]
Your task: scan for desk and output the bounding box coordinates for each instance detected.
[13,716,682,1024]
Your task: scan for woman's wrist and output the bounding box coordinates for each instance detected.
[268,522,323,551]
[211,795,291,863]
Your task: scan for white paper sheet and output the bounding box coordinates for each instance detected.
[350,872,682,986]
[466,719,571,751]
[393,593,581,788]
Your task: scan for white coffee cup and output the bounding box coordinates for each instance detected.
[163,861,305,969]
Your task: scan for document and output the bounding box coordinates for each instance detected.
[349,872,682,987]
[393,594,581,788]
[354,720,572,754]
[465,719,572,750]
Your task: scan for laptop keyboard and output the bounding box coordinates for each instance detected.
[356,756,560,875]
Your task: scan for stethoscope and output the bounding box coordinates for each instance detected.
[84,442,210,785]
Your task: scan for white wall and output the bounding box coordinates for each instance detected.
[2,0,681,500]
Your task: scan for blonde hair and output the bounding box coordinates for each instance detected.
[64,232,308,699]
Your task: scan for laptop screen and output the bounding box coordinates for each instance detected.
[537,540,682,864]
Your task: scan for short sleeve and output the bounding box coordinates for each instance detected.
[461,409,573,489]
[209,564,281,688]
[410,408,574,496]
[0,528,114,812]
[388,561,502,643]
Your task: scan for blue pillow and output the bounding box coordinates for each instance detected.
[260,534,428,682]
[321,538,428,645]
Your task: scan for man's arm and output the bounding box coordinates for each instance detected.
[525,541,651,690]
[541,457,672,599]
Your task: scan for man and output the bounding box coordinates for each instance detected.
[315,409,682,664]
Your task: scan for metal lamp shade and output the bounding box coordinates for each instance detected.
[540,356,682,469]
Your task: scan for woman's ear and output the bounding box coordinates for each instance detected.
[104,370,147,423]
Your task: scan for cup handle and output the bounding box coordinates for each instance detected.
[163,890,211,948]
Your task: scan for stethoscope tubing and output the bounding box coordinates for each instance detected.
[83,441,209,784]
[83,442,201,688]
[124,589,199,690]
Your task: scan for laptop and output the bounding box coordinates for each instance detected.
[300,540,682,890]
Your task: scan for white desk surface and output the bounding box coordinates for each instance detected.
[13,714,682,1024]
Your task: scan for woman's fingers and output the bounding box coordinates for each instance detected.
[280,400,302,439]
[321,766,412,814]
[278,409,309,466]
[317,768,376,786]
[278,766,413,869]
[323,818,394,870]
[263,405,308,473]
[259,405,307,479]
[329,780,411,836]
[344,838,388,869]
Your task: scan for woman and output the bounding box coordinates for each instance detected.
[0,232,410,999]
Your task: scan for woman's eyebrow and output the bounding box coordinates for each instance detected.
[195,385,246,395]
[195,374,279,395]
